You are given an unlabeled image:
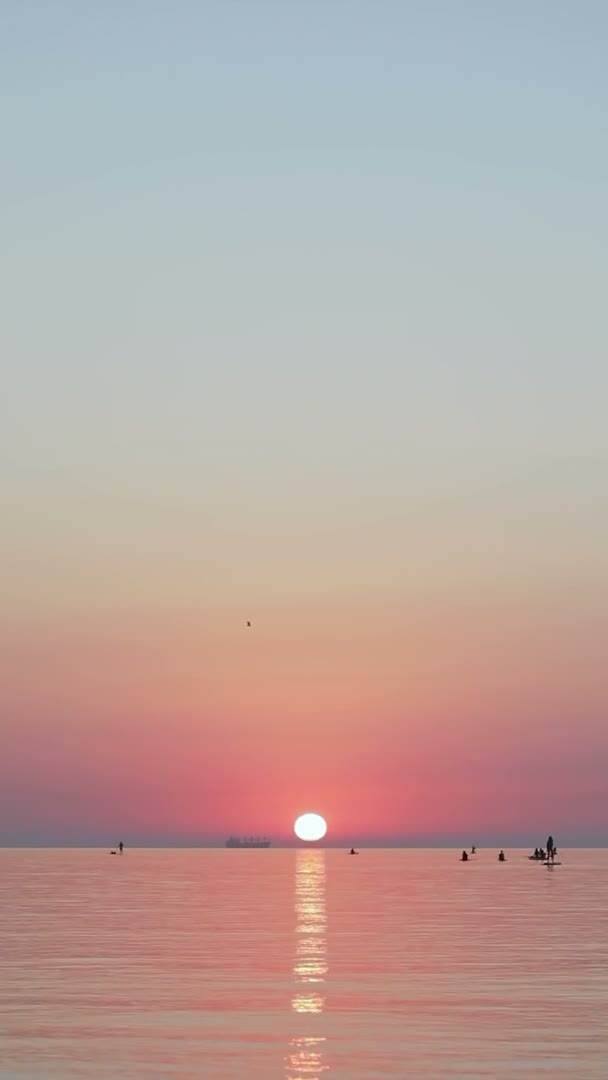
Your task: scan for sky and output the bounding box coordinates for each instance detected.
[1,1,607,846]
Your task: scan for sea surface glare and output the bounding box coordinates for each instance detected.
[1,849,607,1078]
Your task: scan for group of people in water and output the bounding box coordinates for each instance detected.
[530,835,558,862]
[108,839,557,863]
[460,846,505,862]
[461,836,557,863]
[462,846,505,864]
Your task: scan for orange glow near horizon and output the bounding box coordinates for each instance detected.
[2,580,607,844]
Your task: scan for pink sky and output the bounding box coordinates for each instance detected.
[2,4,607,846]
[2,570,606,844]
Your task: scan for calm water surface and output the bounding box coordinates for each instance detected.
[1,849,607,1079]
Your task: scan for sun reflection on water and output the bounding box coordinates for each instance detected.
[285,1035,329,1078]
[286,850,329,1078]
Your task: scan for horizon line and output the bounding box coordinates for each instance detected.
[1,841,606,850]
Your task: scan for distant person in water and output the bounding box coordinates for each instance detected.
[546,836,555,862]
[119,841,124,854]
[471,846,476,854]
[461,850,468,861]
[498,850,505,861]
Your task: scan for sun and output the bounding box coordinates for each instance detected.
[294,812,327,842]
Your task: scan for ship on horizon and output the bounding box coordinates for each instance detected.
[225,836,271,848]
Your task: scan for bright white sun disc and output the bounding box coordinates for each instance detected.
[294,813,327,842]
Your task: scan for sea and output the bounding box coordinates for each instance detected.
[1,848,607,1079]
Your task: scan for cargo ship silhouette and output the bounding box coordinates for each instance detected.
[225,836,271,848]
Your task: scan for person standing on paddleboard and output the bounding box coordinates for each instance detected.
[546,835,555,862]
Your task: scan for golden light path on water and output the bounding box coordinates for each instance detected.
[285,849,329,1078]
